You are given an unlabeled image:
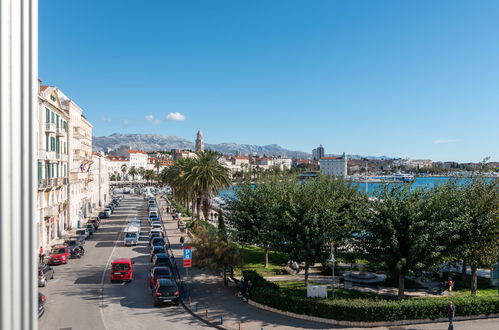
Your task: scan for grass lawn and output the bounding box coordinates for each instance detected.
[236,245,289,277]
[275,281,384,300]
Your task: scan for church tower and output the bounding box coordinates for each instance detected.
[195,129,204,152]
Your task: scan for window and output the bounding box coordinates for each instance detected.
[38,162,42,180]
[51,112,55,123]
[45,134,49,151]
[56,114,60,128]
[45,108,50,123]
[50,137,55,151]
[56,139,60,153]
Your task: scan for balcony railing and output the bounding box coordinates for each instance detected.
[56,126,67,137]
[45,122,56,133]
[73,149,86,159]
[56,153,68,162]
[73,127,85,139]
[38,150,57,160]
[38,178,57,189]
[70,171,89,181]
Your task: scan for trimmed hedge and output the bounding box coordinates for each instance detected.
[246,271,499,322]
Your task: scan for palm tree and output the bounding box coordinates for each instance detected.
[128,166,138,181]
[144,169,156,184]
[121,164,128,181]
[160,158,196,211]
[138,167,145,181]
[185,151,231,221]
[154,159,161,175]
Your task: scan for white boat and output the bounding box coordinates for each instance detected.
[389,173,415,182]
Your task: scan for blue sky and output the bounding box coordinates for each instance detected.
[40,1,499,162]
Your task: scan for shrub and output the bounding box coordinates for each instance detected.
[242,270,278,289]
[250,284,499,322]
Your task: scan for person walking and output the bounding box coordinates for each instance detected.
[446,277,454,295]
[447,301,455,330]
[39,246,45,264]
[180,236,185,248]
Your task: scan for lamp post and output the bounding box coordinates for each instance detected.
[327,246,336,298]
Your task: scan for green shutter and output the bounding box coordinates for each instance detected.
[38,162,42,180]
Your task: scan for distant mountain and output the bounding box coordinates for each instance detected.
[92,133,311,158]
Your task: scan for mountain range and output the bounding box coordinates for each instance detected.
[92,133,312,158]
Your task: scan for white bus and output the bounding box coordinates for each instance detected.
[124,224,140,246]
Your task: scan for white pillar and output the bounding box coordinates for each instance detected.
[0,0,38,329]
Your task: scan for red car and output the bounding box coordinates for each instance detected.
[110,258,134,282]
[149,266,172,288]
[48,246,70,265]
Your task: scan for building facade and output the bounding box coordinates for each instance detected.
[319,155,348,178]
[312,144,325,161]
[90,152,110,210]
[195,129,204,152]
[37,85,70,249]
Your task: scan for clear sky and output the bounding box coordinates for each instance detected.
[40,0,499,162]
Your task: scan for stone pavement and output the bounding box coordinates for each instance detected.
[158,197,499,330]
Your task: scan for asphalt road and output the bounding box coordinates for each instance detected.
[39,194,210,330]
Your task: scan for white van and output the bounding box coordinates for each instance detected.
[124,224,140,246]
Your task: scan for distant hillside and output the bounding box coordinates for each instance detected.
[93,133,311,158]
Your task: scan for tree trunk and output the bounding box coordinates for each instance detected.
[461,261,467,284]
[196,196,202,220]
[471,266,478,295]
[398,273,405,299]
[304,264,309,286]
[264,247,269,269]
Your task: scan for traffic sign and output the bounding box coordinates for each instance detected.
[183,259,192,268]
[183,247,192,260]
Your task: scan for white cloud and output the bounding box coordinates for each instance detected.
[434,139,459,144]
[145,114,154,121]
[100,116,112,123]
[123,119,129,125]
[166,112,186,121]
[154,119,161,125]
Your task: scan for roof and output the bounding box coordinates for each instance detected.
[106,156,128,161]
[320,156,344,160]
[234,156,249,160]
[112,258,132,263]
[295,159,311,162]
[157,278,175,285]
[40,85,50,92]
[127,149,147,154]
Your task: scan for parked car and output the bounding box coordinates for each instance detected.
[151,223,163,231]
[150,245,166,261]
[47,246,70,265]
[149,266,173,288]
[98,211,109,219]
[149,232,163,243]
[38,264,54,287]
[152,253,173,269]
[74,229,89,241]
[38,292,46,318]
[110,258,134,283]
[104,208,112,216]
[85,223,95,236]
[149,216,160,223]
[152,278,180,306]
[87,218,100,230]
[150,237,166,250]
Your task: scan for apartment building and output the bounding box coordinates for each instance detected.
[319,154,348,178]
[90,152,110,210]
[36,85,70,248]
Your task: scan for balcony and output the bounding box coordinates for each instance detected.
[70,171,89,181]
[56,153,68,162]
[45,122,56,133]
[73,127,85,139]
[73,149,86,159]
[56,127,67,137]
[57,177,68,186]
[43,204,60,217]
[38,178,58,190]
[38,150,57,161]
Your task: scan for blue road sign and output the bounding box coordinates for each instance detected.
[183,247,192,260]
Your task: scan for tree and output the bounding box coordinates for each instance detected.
[217,207,228,243]
[227,175,283,268]
[138,167,145,181]
[128,166,138,181]
[154,159,161,175]
[185,151,231,220]
[279,175,363,285]
[453,179,499,295]
[121,164,128,181]
[144,169,156,184]
[358,185,450,298]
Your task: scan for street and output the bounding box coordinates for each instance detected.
[39,194,209,330]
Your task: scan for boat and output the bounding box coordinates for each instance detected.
[388,172,415,182]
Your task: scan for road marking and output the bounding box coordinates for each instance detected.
[99,200,137,330]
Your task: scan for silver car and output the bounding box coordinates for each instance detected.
[38,264,54,287]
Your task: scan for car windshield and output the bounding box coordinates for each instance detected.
[67,240,77,246]
[52,248,66,254]
[113,263,130,271]
[152,238,165,245]
[86,225,93,229]
[76,230,85,234]
[158,285,177,295]
[153,268,170,276]
[125,233,137,238]
[154,247,165,253]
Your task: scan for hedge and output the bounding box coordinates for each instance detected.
[246,271,499,322]
[169,198,192,217]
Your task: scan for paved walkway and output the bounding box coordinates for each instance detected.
[158,196,499,330]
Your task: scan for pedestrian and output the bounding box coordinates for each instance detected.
[446,277,454,294]
[39,246,45,264]
[180,236,185,248]
[447,301,455,330]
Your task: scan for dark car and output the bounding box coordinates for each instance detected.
[38,292,46,318]
[150,237,166,250]
[111,199,120,207]
[149,216,160,223]
[149,231,163,242]
[149,266,173,287]
[38,264,54,287]
[152,253,173,269]
[68,235,85,246]
[85,223,95,236]
[152,278,180,306]
[150,245,166,261]
[75,228,90,239]
[87,218,100,230]
[64,238,85,258]
[98,211,109,219]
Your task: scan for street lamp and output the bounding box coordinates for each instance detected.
[327,245,336,298]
